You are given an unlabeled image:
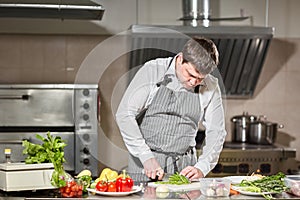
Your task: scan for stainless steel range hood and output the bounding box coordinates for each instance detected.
[128,0,274,99]
[0,0,105,20]
[129,25,274,98]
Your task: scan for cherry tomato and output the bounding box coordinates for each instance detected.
[71,184,78,192]
[107,182,117,192]
[60,180,83,198]
[64,187,71,194]
[96,181,108,192]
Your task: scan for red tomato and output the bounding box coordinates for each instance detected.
[107,182,117,192]
[96,181,108,192]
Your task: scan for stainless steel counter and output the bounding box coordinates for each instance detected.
[1,187,300,200]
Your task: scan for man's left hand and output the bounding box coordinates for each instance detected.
[180,166,204,180]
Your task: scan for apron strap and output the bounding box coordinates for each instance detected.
[156,56,175,87]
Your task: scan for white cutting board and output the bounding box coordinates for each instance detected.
[148,181,201,192]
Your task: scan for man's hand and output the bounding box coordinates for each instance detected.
[143,158,164,180]
[180,166,204,180]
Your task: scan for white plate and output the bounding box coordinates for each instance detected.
[224,176,248,184]
[224,176,262,184]
[87,186,142,197]
[231,186,276,196]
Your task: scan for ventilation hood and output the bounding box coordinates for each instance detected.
[0,0,105,20]
[128,1,274,99]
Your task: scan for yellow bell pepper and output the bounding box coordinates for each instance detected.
[97,168,118,182]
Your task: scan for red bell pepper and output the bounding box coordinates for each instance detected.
[116,170,134,192]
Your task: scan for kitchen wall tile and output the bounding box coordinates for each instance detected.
[263,69,286,105]
[43,36,66,69]
[20,68,43,83]
[253,38,288,100]
[224,99,246,141]
[269,0,300,38]
[66,69,78,83]
[20,35,44,69]
[264,39,289,72]
[66,36,102,72]
[282,103,300,148]
[0,35,21,68]
[138,0,181,25]
[42,68,66,83]
[285,71,300,104]
[219,0,266,27]
[242,100,266,116]
[0,68,21,83]
[286,38,300,72]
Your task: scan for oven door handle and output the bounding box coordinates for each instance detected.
[0,139,26,144]
[0,94,30,100]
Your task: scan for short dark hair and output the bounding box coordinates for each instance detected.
[182,36,219,75]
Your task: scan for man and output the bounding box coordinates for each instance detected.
[116,36,226,181]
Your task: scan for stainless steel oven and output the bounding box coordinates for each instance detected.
[0,84,99,176]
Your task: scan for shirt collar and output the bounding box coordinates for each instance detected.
[164,54,178,77]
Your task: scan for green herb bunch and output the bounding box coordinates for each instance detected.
[22,132,69,188]
[156,172,190,185]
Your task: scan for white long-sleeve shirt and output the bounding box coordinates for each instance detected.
[116,56,227,176]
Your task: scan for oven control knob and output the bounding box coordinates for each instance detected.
[83,103,90,110]
[83,147,90,154]
[83,134,90,141]
[83,158,90,165]
[83,114,89,121]
[83,89,90,96]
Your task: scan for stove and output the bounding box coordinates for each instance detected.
[199,142,298,177]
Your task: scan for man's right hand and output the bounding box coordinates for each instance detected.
[143,158,164,180]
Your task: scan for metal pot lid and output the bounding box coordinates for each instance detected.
[231,111,257,121]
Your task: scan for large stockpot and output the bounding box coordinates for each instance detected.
[248,118,284,145]
[231,112,257,143]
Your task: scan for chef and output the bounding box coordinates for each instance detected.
[116,36,227,181]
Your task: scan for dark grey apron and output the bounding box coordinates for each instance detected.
[128,73,202,181]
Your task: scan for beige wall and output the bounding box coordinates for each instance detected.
[0,34,300,165]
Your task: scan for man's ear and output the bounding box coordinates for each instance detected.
[177,53,183,63]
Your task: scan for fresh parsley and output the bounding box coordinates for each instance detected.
[22,132,68,188]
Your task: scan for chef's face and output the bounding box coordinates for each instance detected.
[176,55,206,90]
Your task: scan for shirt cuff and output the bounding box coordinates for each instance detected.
[194,160,210,177]
[138,151,155,164]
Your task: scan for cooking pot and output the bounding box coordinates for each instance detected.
[231,112,257,143]
[248,117,284,145]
